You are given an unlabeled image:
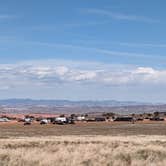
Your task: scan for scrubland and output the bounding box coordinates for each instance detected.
[1,135,166,166]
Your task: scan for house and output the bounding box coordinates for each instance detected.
[95,117,106,122]
[150,117,164,121]
[40,119,49,124]
[113,116,133,122]
[53,117,68,125]
[0,118,10,122]
[76,116,86,121]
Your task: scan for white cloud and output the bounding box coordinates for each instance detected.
[133,67,155,74]
[1,39,166,63]
[118,42,166,48]
[84,8,159,23]
[0,86,10,90]
[55,66,69,76]
[0,60,166,91]
[69,70,97,81]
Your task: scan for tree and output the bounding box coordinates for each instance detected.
[154,111,159,118]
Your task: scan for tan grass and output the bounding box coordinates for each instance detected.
[1,135,166,166]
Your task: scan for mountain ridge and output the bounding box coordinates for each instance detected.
[0,98,155,107]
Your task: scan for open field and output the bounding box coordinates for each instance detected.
[1,122,166,165]
[1,121,166,138]
[1,135,166,166]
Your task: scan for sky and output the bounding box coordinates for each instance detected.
[0,0,166,102]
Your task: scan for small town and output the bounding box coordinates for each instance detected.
[0,111,165,125]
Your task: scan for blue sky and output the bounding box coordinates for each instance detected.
[0,0,166,102]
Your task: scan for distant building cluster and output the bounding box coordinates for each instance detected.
[0,111,165,125]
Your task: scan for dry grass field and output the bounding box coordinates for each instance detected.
[1,136,166,166]
[1,121,166,138]
[1,122,166,166]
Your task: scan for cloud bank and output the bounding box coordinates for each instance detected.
[0,60,165,91]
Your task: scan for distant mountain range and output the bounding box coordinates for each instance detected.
[0,99,153,107]
[0,99,166,114]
